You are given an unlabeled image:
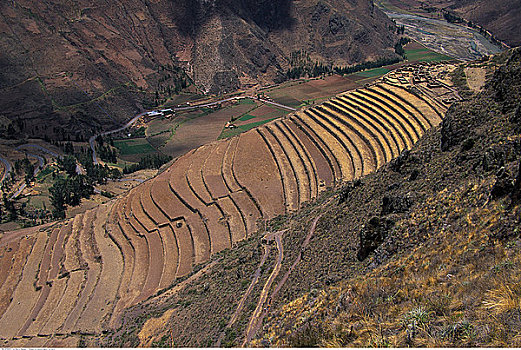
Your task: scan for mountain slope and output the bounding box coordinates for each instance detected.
[0,0,396,140]
[255,48,521,347]
[449,0,521,47]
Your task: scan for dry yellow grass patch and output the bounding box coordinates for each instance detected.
[138,308,175,347]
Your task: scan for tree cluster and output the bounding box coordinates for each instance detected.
[123,153,172,174]
[284,55,402,80]
[15,157,35,185]
[50,175,93,218]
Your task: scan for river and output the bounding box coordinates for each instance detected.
[376,3,504,61]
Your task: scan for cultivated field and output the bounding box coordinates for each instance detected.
[0,63,454,346]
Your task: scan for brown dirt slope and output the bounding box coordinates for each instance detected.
[0,0,396,139]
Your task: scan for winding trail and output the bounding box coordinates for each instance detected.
[243,229,286,345]
[9,144,67,199]
[0,155,13,183]
[213,242,271,347]
[240,198,334,346]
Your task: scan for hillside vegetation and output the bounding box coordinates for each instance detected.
[254,48,521,347]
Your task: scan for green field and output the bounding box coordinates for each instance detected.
[114,138,156,156]
[238,114,257,122]
[239,98,256,105]
[356,67,392,78]
[405,47,453,63]
[218,117,278,139]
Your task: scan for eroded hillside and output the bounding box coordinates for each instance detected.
[255,48,521,347]
[0,0,396,140]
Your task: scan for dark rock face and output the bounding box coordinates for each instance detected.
[390,150,411,172]
[511,104,521,132]
[512,162,521,205]
[357,216,394,261]
[491,49,521,112]
[441,110,466,152]
[381,193,415,215]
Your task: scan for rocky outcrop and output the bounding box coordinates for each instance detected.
[357,216,395,261]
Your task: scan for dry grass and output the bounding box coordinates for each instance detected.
[483,283,521,315]
[262,178,521,347]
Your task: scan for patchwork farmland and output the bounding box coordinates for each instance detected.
[0,64,458,346]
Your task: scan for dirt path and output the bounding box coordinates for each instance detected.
[241,198,334,346]
[243,229,286,345]
[213,243,271,347]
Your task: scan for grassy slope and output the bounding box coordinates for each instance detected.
[256,49,521,347]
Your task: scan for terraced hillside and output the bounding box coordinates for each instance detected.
[0,76,447,346]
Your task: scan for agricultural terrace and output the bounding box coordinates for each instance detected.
[0,60,461,346]
[262,41,453,108]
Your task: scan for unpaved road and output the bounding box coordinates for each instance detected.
[0,155,12,183]
[243,230,286,345]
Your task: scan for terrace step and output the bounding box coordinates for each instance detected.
[24,277,68,336]
[269,121,313,204]
[285,118,335,189]
[48,221,71,281]
[233,130,285,219]
[105,204,136,328]
[305,108,362,178]
[335,95,406,155]
[121,193,147,235]
[186,145,215,205]
[202,140,230,199]
[0,232,47,338]
[74,204,123,333]
[217,196,247,243]
[61,210,102,333]
[0,239,22,293]
[172,219,195,277]
[229,190,261,237]
[157,224,180,290]
[338,94,413,150]
[278,120,319,200]
[352,89,424,140]
[293,111,352,183]
[257,127,299,212]
[129,190,155,233]
[139,181,169,226]
[117,206,150,304]
[347,91,419,146]
[63,214,86,272]
[18,227,62,336]
[317,104,380,172]
[360,87,430,134]
[326,99,395,164]
[40,270,84,334]
[373,83,443,126]
[151,171,210,264]
[135,229,164,304]
[169,153,231,255]
[222,137,242,193]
